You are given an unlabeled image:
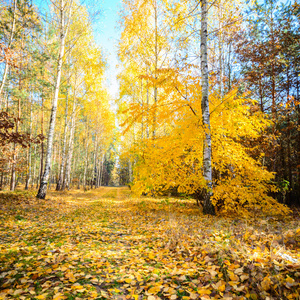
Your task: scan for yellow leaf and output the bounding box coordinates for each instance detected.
[71,284,84,290]
[212,280,226,292]
[89,291,98,299]
[148,286,161,294]
[285,276,296,288]
[215,236,222,242]
[136,274,143,282]
[198,288,211,295]
[261,276,271,291]
[224,260,230,266]
[35,294,47,300]
[228,271,239,281]
[148,253,155,260]
[53,293,66,300]
[286,277,295,284]
[65,272,76,282]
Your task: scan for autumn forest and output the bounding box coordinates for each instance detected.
[0,0,300,299]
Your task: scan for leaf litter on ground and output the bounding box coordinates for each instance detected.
[0,187,299,300]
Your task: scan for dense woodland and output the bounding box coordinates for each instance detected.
[0,0,299,213]
[0,0,115,195]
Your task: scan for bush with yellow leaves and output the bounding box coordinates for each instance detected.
[130,90,290,216]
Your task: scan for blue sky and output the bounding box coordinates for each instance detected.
[34,0,122,99]
[92,0,121,99]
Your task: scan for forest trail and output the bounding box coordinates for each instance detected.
[0,188,300,300]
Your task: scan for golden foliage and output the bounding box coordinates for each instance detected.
[126,87,289,216]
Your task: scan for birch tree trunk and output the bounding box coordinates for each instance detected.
[96,155,101,188]
[25,96,32,190]
[83,126,89,191]
[0,0,17,104]
[100,153,105,187]
[32,144,36,188]
[62,90,76,190]
[97,153,104,188]
[146,82,150,139]
[218,0,223,99]
[128,159,133,183]
[10,87,21,191]
[37,0,72,199]
[39,97,45,186]
[201,0,215,215]
[91,135,98,189]
[56,87,69,190]
[152,0,158,139]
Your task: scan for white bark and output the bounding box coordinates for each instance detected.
[56,85,69,190]
[201,0,215,215]
[0,0,17,104]
[37,0,73,199]
[83,126,89,191]
[62,95,76,190]
[153,0,158,139]
[25,96,33,190]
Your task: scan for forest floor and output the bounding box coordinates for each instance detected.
[0,187,300,300]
